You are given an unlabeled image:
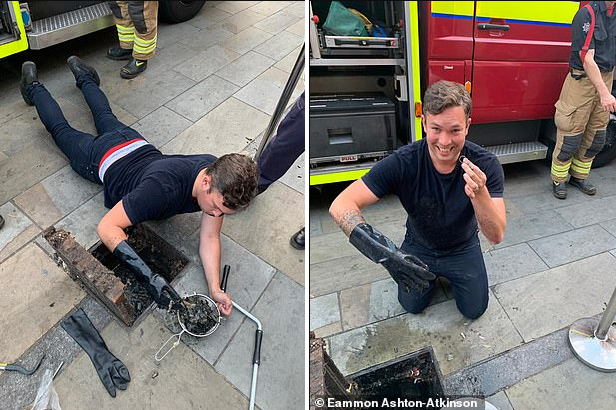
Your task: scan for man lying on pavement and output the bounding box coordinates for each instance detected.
[19,56,259,316]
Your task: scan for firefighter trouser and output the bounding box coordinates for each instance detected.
[108,1,158,60]
[551,69,613,182]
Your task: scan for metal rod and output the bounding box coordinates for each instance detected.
[254,43,305,162]
[595,286,616,340]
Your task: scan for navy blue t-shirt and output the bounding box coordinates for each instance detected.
[103,144,217,225]
[362,139,504,251]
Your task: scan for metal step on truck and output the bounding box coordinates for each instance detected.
[309,1,616,186]
[0,1,206,59]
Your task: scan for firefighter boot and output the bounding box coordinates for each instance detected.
[20,61,39,106]
[569,176,597,195]
[290,227,305,250]
[67,56,100,86]
[107,46,132,61]
[120,58,147,79]
[552,181,567,200]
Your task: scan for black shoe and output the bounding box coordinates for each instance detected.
[552,181,567,199]
[67,56,100,86]
[290,227,305,250]
[0,214,4,230]
[20,61,39,106]
[569,177,597,195]
[120,58,147,79]
[107,46,132,61]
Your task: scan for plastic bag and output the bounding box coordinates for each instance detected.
[31,369,62,410]
[323,1,369,36]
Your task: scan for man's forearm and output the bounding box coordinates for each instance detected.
[199,240,222,293]
[331,208,366,237]
[471,191,506,245]
[583,54,611,99]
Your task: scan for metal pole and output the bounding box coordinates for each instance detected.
[254,43,305,162]
[568,286,616,372]
[595,285,616,340]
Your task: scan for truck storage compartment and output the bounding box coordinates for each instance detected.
[310,93,399,164]
[311,1,404,58]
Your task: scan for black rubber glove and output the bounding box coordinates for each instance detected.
[349,223,436,291]
[113,240,183,311]
[61,308,130,398]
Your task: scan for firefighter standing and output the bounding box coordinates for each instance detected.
[107,1,158,79]
[551,1,616,199]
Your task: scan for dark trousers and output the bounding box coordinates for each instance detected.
[397,233,489,319]
[30,75,140,184]
[257,91,305,193]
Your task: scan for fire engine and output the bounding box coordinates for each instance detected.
[309,1,616,186]
[0,1,205,59]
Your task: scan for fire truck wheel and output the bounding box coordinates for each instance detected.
[159,1,206,23]
[592,119,616,168]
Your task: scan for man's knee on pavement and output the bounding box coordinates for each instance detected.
[456,297,488,320]
[556,134,583,162]
[397,288,431,314]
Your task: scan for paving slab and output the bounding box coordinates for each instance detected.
[217,50,276,87]
[493,252,616,342]
[254,31,304,61]
[54,314,250,410]
[165,74,239,122]
[186,6,232,30]
[483,243,549,286]
[173,44,241,83]
[216,272,305,410]
[222,182,305,286]
[112,69,196,119]
[326,289,523,377]
[486,391,514,410]
[216,1,261,15]
[13,165,102,229]
[211,8,267,33]
[55,191,108,251]
[0,244,85,362]
[284,1,306,18]
[179,25,235,52]
[506,358,616,410]
[222,26,274,55]
[494,210,573,249]
[254,11,302,34]
[310,254,389,297]
[274,45,303,73]
[234,66,304,115]
[285,18,305,37]
[0,201,37,262]
[277,151,305,193]
[555,194,616,228]
[310,293,340,330]
[249,1,295,15]
[0,140,67,205]
[130,106,193,149]
[162,97,270,156]
[155,21,201,50]
[527,224,616,267]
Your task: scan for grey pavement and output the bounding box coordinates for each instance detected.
[310,158,616,409]
[0,2,305,410]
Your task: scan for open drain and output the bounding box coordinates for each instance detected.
[348,347,445,402]
[45,224,189,326]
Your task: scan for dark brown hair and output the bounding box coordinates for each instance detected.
[206,153,258,211]
[423,80,472,121]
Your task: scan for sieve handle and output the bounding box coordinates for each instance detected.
[154,330,184,362]
[221,265,230,292]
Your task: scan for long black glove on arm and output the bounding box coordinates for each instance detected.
[113,240,183,311]
[61,308,130,398]
[349,223,436,291]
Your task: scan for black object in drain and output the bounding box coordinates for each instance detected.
[348,347,444,402]
[91,224,189,319]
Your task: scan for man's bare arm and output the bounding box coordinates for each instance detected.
[582,49,616,112]
[329,179,380,236]
[97,200,132,251]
